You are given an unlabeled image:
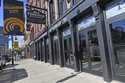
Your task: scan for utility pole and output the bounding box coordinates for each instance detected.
[11,36,14,65]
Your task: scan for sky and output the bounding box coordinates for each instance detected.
[0,0,26,49]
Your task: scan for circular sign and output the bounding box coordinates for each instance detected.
[3,17,24,35]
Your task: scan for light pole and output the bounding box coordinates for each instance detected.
[11,36,14,65]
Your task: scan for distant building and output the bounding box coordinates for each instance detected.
[0,26,9,55]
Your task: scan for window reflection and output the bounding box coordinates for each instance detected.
[111,19,125,44]
[106,0,125,19]
[110,19,125,78]
[63,29,71,37]
[77,16,96,31]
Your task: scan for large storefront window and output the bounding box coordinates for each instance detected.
[105,0,125,80]
[77,16,102,74]
[106,0,125,19]
[77,16,96,31]
[110,19,125,79]
[63,28,74,68]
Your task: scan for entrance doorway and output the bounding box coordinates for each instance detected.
[63,29,75,68]
[109,19,125,80]
[78,28,102,74]
[64,36,74,68]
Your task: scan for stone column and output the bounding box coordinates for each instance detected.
[48,33,54,64]
[92,3,112,82]
[35,42,38,60]
[33,42,36,59]
[57,29,64,67]
[69,20,80,72]
[43,38,47,63]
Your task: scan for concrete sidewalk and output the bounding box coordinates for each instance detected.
[0,59,123,83]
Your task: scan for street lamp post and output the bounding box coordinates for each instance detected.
[11,36,14,65]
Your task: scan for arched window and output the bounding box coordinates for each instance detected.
[66,0,72,9]
[50,0,55,23]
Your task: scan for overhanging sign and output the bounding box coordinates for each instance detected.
[26,5,47,24]
[3,0,25,35]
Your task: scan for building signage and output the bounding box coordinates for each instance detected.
[26,5,47,24]
[3,0,25,35]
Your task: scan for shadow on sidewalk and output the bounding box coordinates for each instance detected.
[5,64,19,69]
[56,72,81,83]
[0,68,28,83]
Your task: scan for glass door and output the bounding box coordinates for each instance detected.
[109,19,125,80]
[79,29,102,74]
[64,36,74,68]
[105,1,125,81]
[79,31,89,70]
[87,30,102,72]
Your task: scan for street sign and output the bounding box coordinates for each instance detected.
[3,0,25,35]
[26,5,47,24]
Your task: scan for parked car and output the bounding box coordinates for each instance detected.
[0,55,6,70]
